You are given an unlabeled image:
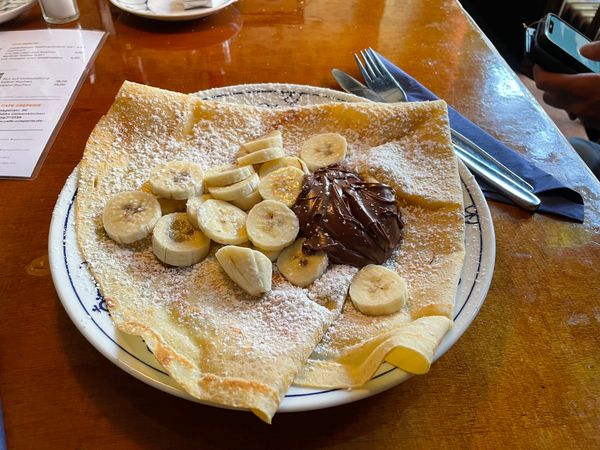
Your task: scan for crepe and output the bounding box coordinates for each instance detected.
[75,81,464,422]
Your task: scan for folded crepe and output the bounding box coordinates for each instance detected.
[75,81,464,422]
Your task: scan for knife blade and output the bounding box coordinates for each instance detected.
[332,68,541,211]
[332,69,387,102]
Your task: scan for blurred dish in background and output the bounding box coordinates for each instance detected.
[109,0,237,21]
[0,0,36,24]
[100,3,242,88]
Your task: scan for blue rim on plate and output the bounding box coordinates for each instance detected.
[48,84,495,412]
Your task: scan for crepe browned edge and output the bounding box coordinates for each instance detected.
[75,81,464,421]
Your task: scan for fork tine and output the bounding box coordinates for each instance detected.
[363,49,383,78]
[359,49,377,80]
[367,47,408,101]
[354,52,371,83]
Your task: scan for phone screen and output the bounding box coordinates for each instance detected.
[545,15,600,73]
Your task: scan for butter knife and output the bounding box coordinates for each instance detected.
[332,68,541,211]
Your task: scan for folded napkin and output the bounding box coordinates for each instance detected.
[376,51,585,222]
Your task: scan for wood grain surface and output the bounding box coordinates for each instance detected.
[0,0,599,448]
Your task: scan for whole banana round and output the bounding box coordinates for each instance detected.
[102,190,162,244]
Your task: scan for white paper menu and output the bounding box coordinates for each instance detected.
[0,29,106,179]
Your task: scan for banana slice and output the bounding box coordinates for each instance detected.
[152,213,211,267]
[258,166,305,207]
[237,147,285,166]
[349,264,408,316]
[246,200,299,251]
[102,191,162,244]
[186,193,212,228]
[197,199,248,245]
[231,188,262,211]
[149,160,204,200]
[140,181,186,215]
[237,242,281,261]
[300,133,347,171]
[215,245,272,296]
[204,164,255,187]
[258,156,309,178]
[240,130,283,154]
[208,172,260,202]
[254,246,281,262]
[157,198,187,215]
[276,238,328,288]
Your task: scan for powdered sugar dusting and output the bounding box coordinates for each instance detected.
[76,82,464,406]
[76,83,369,397]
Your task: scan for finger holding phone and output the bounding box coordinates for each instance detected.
[526,14,600,130]
[533,42,600,130]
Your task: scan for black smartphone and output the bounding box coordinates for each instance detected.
[525,13,600,74]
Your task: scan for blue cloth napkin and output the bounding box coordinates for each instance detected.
[377,51,585,222]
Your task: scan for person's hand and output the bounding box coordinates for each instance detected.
[532,41,600,130]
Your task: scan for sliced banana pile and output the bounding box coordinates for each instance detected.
[237,130,286,166]
[186,193,212,228]
[141,181,187,215]
[239,129,283,153]
[101,131,369,300]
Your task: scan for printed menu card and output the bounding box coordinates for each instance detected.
[0,29,106,178]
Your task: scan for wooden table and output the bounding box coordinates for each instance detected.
[1,0,599,448]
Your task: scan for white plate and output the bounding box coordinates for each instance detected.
[0,0,36,24]
[109,0,236,21]
[49,83,495,413]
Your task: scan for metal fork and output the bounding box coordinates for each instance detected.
[355,49,408,103]
[355,48,541,211]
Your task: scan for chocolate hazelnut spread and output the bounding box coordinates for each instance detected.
[292,164,403,267]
